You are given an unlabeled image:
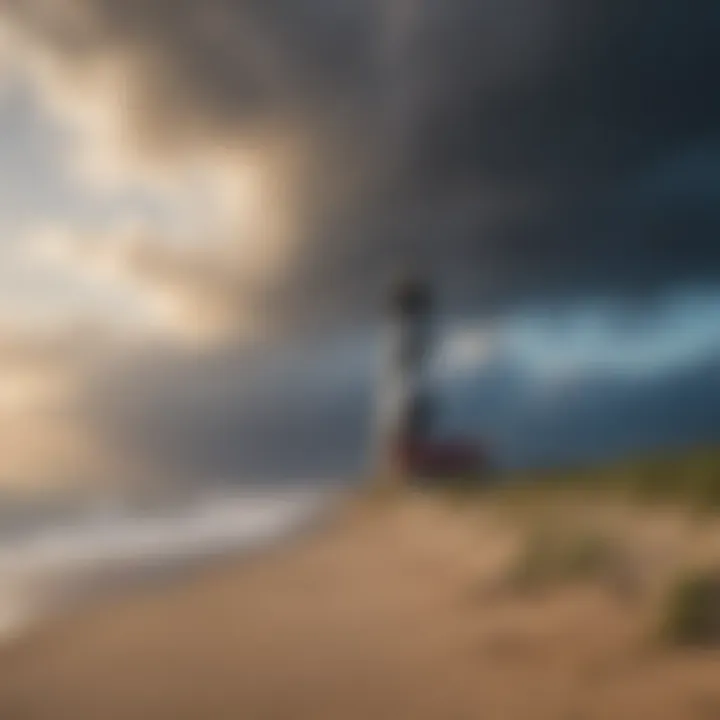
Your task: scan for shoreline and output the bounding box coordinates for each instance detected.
[0,488,348,649]
[2,495,720,719]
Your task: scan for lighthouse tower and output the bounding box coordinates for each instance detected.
[375,278,435,484]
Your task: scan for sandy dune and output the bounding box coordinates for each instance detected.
[1,496,719,720]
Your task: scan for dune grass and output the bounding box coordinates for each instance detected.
[505,524,623,594]
[658,569,720,647]
[433,444,720,514]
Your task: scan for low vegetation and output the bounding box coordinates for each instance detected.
[658,569,720,647]
[379,444,720,648]
[461,444,720,514]
[506,525,622,594]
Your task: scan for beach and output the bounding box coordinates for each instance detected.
[0,495,719,720]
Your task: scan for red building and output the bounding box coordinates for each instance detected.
[393,435,490,480]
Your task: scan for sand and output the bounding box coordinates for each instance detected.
[1,495,720,720]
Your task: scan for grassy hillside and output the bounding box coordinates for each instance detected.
[425,445,720,649]
[438,444,720,512]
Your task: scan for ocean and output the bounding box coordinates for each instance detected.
[0,487,335,639]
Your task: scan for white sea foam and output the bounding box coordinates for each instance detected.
[0,487,334,639]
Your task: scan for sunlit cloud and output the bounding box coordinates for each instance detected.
[0,323,108,490]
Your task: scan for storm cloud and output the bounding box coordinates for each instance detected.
[1,0,720,488]
[3,0,719,333]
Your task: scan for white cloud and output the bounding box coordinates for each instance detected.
[435,325,495,377]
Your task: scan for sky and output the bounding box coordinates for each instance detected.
[0,0,720,494]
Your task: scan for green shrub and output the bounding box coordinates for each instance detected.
[562,532,618,580]
[659,570,720,647]
[507,527,619,593]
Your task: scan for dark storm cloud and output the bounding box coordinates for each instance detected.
[160,0,720,332]
[8,0,720,330]
[4,0,720,487]
[289,0,720,326]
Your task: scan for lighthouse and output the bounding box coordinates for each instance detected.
[374,279,490,487]
[375,277,435,484]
